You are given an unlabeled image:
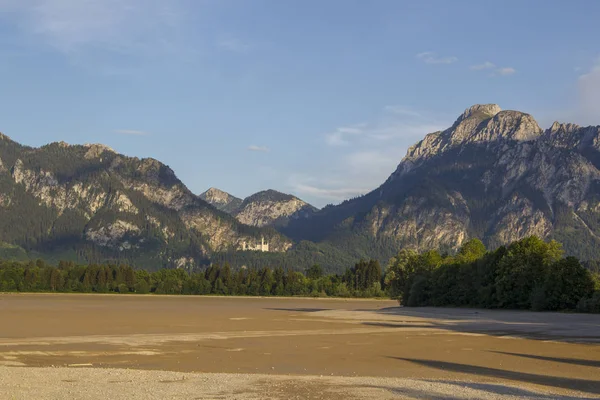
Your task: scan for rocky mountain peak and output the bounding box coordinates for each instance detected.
[473,110,542,142]
[451,105,541,144]
[394,105,544,178]
[201,187,236,203]
[544,122,600,150]
[199,188,243,214]
[235,189,317,228]
[549,121,581,134]
[83,143,116,159]
[243,189,295,203]
[457,104,502,123]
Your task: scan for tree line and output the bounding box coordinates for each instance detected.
[384,236,600,313]
[0,258,384,298]
[1,235,599,313]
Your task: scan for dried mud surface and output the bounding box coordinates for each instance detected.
[0,294,599,399]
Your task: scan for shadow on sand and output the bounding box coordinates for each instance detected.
[361,321,434,329]
[364,381,595,400]
[489,351,600,369]
[264,307,332,313]
[390,357,600,396]
[354,307,600,343]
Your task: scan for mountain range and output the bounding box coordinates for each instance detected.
[2,103,600,271]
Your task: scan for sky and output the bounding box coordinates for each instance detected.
[0,0,599,207]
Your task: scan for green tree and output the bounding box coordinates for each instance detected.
[384,249,419,303]
[541,257,595,311]
[49,268,62,292]
[495,236,563,309]
[259,267,274,296]
[455,238,486,263]
[306,264,323,280]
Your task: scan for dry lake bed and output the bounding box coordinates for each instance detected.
[0,293,599,399]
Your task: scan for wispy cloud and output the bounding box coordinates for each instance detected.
[115,129,149,136]
[0,0,191,73]
[470,61,495,70]
[367,123,447,141]
[496,67,516,76]
[343,150,400,176]
[416,51,457,65]
[578,57,600,124]
[470,61,516,76]
[289,147,404,203]
[325,125,365,146]
[325,107,447,146]
[248,145,270,152]
[300,105,452,205]
[290,182,370,202]
[383,105,422,118]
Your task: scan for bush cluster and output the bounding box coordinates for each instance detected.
[384,236,599,312]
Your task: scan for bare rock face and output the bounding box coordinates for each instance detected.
[284,104,600,260]
[362,192,470,252]
[472,110,543,142]
[85,220,141,247]
[458,104,503,120]
[233,190,317,228]
[83,143,115,159]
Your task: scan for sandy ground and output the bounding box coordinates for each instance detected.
[0,293,599,399]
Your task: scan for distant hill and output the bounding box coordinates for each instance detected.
[234,189,318,228]
[200,188,317,228]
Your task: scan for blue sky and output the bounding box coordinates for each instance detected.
[0,0,599,207]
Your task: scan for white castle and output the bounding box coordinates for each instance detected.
[241,236,269,252]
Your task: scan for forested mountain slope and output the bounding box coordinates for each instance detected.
[0,135,291,269]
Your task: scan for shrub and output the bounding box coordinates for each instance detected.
[134,280,150,294]
[577,291,600,313]
[530,286,548,311]
[406,275,430,307]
